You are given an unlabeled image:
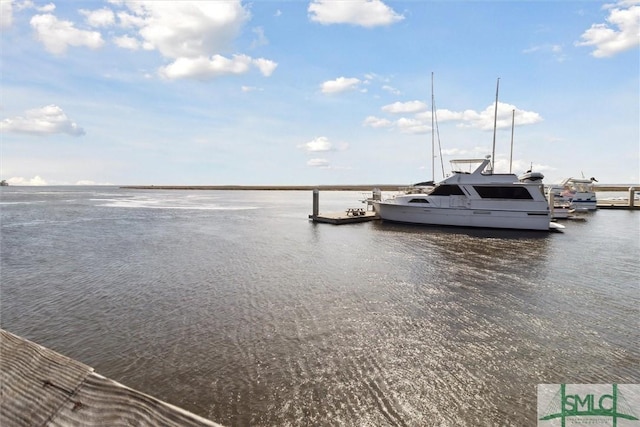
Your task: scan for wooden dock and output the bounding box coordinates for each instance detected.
[596,199,640,210]
[0,329,223,427]
[308,189,380,224]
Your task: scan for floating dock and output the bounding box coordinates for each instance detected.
[308,188,380,225]
[309,210,379,225]
[0,329,222,427]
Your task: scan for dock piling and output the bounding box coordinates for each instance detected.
[312,188,319,217]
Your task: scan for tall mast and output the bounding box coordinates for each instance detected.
[509,109,515,173]
[431,72,435,182]
[491,77,500,173]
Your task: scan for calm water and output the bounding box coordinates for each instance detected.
[1,187,638,426]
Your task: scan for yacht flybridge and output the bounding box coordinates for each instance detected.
[373,156,561,231]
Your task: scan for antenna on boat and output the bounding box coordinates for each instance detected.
[509,109,515,173]
[491,77,500,174]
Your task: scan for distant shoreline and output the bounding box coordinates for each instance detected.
[119,184,639,192]
[119,185,406,191]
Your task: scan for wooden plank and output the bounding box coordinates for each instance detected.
[50,373,221,427]
[1,329,93,427]
[1,330,222,427]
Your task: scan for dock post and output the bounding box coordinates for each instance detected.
[629,187,636,208]
[312,188,319,217]
[371,188,381,212]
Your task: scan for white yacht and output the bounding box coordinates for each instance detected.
[373,156,559,231]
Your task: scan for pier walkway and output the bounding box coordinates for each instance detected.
[0,329,222,427]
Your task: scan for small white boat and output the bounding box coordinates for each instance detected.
[549,177,598,211]
[373,156,557,231]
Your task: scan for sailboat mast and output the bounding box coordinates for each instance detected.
[431,72,435,182]
[491,77,500,173]
[509,109,515,173]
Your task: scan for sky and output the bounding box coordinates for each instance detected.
[1,0,638,186]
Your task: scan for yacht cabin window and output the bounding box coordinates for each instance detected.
[429,185,465,196]
[473,186,533,199]
[408,198,429,203]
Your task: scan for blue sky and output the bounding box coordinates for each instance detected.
[1,0,638,185]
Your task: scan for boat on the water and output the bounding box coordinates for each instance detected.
[373,156,560,231]
[549,177,597,211]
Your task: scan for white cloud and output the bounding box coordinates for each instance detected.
[113,34,140,50]
[251,26,268,48]
[159,54,276,80]
[118,1,250,59]
[307,158,330,168]
[80,8,115,28]
[0,105,85,136]
[321,77,361,94]
[253,57,278,76]
[575,1,640,57]
[308,0,404,27]
[1,0,57,28]
[363,116,393,128]
[382,85,401,95]
[30,14,104,54]
[299,136,333,152]
[365,101,541,135]
[116,10,145,29]
[37,2,55,13]
[436,109,464,122]
[7,176,49,186]
[396,117,429,134]
[1,0,13,28]
[455,102,542,131]
[241,86,262,93]
[363,115,427,133]
[110,1,277,80]
[382,100,428,114]
[523,43,568,62]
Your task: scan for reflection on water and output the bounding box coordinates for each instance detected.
[1,187,638,426]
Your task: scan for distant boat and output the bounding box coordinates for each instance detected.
[373,156,559,231]
[549,177,598,211]
[0,180,8,186]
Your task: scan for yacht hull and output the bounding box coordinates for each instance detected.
[374,202,551,231]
